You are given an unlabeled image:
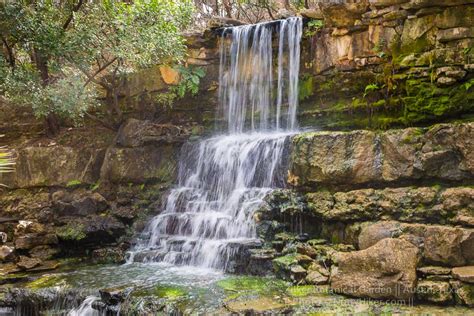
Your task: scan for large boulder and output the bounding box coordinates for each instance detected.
[358,221,402,249]
[330,238,419,300]
[357,222,474,266]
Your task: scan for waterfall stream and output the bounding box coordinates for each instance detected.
[129,17,302,270]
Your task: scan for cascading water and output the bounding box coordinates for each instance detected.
[129,17,302,270]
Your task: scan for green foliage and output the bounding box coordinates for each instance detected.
[0,145,15,175]
[363,83,380,98]
[463,78,474,91]
[0,0,194,128]
[26,275,66,289]
[304,19,324,37]
[217,276,287,298]
[299,75,314,101]
[56,223,86,241]
[171,66,206,98]
[287,285,318,297]
[373,39,387,58]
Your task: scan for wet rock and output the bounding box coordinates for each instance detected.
[437,76,457,86]
[416,281,453,304]
[16,256,41,270]
[99,286,132,305]
[91,247,126,264]
[330,238,419,300]
[450,280,474,307]
[0,246,14,262]
[0,263,21,275]
[273,254,304,281]
[225,297,292,314]
[29,245,59,261]
[56,216,126,246]
[296,243,317,258]
[452,266,474,283]
[14,233,58,250]
[290,265,307,283]
[305,263,330,285]
[245,248,276,276]
[53,191,108,217]
[15,221,45,235]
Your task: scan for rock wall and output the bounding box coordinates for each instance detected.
[299,0,474,129]
[0,118,194,274]
[251,122,474,306]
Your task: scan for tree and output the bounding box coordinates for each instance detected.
[0,0,194,135]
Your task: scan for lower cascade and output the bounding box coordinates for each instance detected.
[129,17,303,270]
[129,133,293,270]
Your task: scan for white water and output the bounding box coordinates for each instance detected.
[129,17,302,270]
[68,296,99,316]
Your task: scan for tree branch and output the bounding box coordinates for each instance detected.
[63,0,84,30]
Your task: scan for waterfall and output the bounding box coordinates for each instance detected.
[129,17,302,271]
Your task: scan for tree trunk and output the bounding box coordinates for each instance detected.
[34,48,61,137]
[44,113,61,137]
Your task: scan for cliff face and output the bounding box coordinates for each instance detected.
[299,0,474,129]
[0,0,473,307]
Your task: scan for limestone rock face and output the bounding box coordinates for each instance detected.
[14,234,58,250]
[416,281,453,303]
[330,238,419,300]
[452,266,474,283]
[0,146,105,188]
[451,280,474,307]
[358,221,402,249]
[100,145,177,184]
[290,123,474,189]
[356,222,474,266]
[0,246,14,262]
[306,185,474,226]
[319,2,369,27]
[116,119,191,148]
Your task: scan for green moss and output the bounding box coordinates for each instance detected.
[272,254,298,270]
[132,285,187,300]
[66,179,82,188]
[401,79,474,124]
[217,276,287,297]
[287,285,318,297]
[26,274,66,289]
[401,127,425,144]
[399,33,432,56]
[299,76,314,101]
[56,223,86,241]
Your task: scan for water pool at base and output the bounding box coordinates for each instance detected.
[3,263,473,315]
